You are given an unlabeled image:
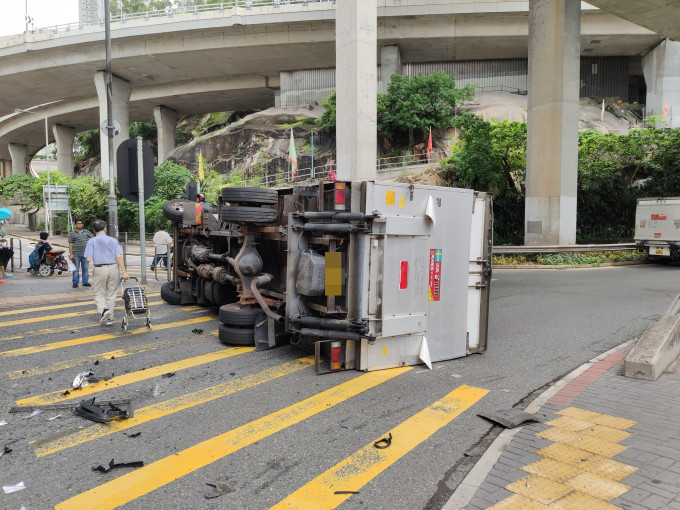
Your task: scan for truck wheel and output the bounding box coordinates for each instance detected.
[219,303,261,326]
[160,281,182,305]
[221,187,278,205]
[218,323,255,346]
[221,206,278,225]
[163,199,193,223]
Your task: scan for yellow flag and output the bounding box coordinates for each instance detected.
[198,150,205,181]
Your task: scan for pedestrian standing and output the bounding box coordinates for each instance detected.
[68,219,93,288]
[84,219,129,326]
[150,225,173,269]
[0,227,13,283]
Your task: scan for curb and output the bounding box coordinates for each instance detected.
[492,260,646,270]
[442,338,636,510]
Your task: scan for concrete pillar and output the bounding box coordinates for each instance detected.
[94,71,131,182]
[380,45,402,93]
[525,0,580,246]
[153,105,177,164]
[53,124,76,177]
[8,144,28,176]
[642,39,680,129]
[336,0,377,181]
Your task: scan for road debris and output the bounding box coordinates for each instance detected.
[124,432,141,438]
[2,481,25,494]
[374,432,393,449]
[464,448,483,457]
[334,490,360,495]
[74,398,133,423]
[161,372,175,378]
[204,482,235,499]
[92,459,144,473]
[192,328,204,334]
[0,420,8,426]
[72,371,95,389]
[477,409,547,428]
[47,414,63,421]
[0,446,11,458]
[24,410,44,419]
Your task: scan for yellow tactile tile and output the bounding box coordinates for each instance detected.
[575,455,638,481]
[489,493,551,509]
[546,416,594,432]
[535,443,593,466]
[589,414,637,430]
[564,472,631,501]
[556,407,603,422]
[522,458,582,483]
[580,424,631,443]
[549,491,622,510]
[536,427,582,445]
[505,476,572,505]
[570,436,628,458]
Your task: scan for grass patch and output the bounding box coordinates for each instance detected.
[492,250,647,266]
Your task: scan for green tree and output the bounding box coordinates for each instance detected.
[378,72,475,145]
[110,0,172,14]
[74,129,100,164]
[316,90,336,135]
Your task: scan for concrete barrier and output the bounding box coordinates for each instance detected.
[624,311,680,380]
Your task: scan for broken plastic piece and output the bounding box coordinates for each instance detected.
[47,414,63,421]
[204,482,235,499]
[374,432,393,449]
[72,371,94,389]
[2,481,26,494]
[477,409,547,429]
[0,420,8,426]
[74,398,131,423]
[25,410,44,419]
[92,459,144,473]
[0,446,11,458]
[419,336,432,370]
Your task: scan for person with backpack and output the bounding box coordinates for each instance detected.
[68,219,93,288]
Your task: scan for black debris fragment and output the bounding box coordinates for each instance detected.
[63,390,71,396]
[374,432,392,449]
[229,372,236,376]
[477,409,547,429]
[92,459,144,473]
[74,398,132,423]
[334,491,360,495]
[0,446,11,458]
[110,356,115,360]
[161,372,175,378]
[464,448,483,457]
[94,360,100,365]
[124,432,141,438]
[191,328,204,334]
[204,482,235,499]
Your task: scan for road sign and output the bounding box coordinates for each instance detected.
[116,138,155,202]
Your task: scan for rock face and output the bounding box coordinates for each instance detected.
[166,106,335,180]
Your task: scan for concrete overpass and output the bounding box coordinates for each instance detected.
[2,0,680,244]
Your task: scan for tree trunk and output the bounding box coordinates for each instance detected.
[408,128,414,147]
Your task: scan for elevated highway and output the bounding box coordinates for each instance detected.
[0,0,665,174]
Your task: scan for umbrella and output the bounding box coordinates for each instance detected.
[0,208,12,221]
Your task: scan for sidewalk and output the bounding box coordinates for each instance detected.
[445,341,680,510]
[0,224,165,308]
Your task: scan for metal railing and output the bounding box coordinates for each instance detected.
[30,0,335,36]
[493,243,636,255]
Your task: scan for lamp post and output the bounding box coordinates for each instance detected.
[15,108,52,235]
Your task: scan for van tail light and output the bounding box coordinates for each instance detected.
[330,341,343,371]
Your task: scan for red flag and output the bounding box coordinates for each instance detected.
[426,127,433,159]
[326,165,336,182]
[662,102,669,118]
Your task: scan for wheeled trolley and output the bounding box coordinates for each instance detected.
[121,277,151,332]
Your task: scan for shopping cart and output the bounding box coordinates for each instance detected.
[121,277,151,332]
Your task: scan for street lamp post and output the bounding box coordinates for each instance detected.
[15,108,52,235]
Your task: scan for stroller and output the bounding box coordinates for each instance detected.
[28,243,69,277]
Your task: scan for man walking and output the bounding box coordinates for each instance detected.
[68,219,93,288]
[150,225,173,269]
[84,219,129,326]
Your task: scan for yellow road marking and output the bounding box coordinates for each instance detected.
[272,384,488,510]
[0,304,203,343]
[53,367,410,509]
[0,316,215,358]
[7,330,218,379]
[34,356,318,457]
[0,299,170,328]
[16,346,251,406]
[0,292,161,317]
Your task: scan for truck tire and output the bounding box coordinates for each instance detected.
[221,187,278,205]
[220,206,277,225]
[163,199,193,223]
[219,303,261,326]
[160,281,182,305]
[218,323,255,346]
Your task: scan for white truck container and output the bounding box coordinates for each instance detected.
[634,197,680,259]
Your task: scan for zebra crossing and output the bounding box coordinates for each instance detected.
[0,295,490,509]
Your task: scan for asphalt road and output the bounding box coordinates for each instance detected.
[0,264,677,509]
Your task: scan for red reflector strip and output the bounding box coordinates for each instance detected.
[654,233,662,237]
[399,261,408,289]
[651,214,667,220]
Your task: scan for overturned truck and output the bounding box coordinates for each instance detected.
[161,181,493,373]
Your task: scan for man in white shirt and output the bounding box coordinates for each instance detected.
[150,225,173,269]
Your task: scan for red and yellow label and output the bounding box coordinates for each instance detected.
[651,214,667,220]
[428,249,442,301]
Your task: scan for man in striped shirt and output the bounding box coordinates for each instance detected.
[68,219,93,288]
